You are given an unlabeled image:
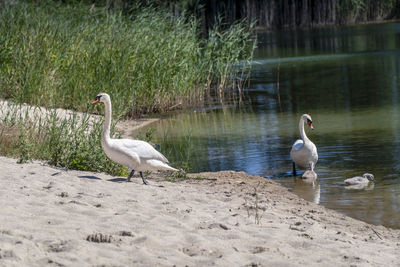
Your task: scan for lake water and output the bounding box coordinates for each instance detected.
[137,22,400,229]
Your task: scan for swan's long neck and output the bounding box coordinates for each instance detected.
[299,118,310,143]
[102,99,112,142]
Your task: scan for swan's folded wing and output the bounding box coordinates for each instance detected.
[291,139,304,151]
[114,139,169,163]
[345,177,367,185]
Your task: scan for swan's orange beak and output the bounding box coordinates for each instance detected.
[307,121,314,130]
[91,99,99,104]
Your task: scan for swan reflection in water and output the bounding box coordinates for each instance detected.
[291,177,321,204]
[267,170,320,204]
[344,182,375,190]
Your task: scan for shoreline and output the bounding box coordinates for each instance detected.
[0,157,399,266]
[0,99,161,138]
[0,101,399,265]
[117,118,160,138]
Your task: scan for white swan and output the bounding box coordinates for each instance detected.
[344,173,375,185]
[290,114,318,176]
[91,93,177,184]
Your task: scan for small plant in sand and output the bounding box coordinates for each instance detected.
[244,182,265,225]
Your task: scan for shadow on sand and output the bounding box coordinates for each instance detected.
[107,177,128,183]
[78,175,102,180]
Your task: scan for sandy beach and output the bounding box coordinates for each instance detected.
[0,156,399,267]
[0,101,399,266]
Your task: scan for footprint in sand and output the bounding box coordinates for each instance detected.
[197,222,230,230]
[67,200,87,206]
[57,192,68,198]
[42,182,54,190]
[117,231,134,237]
[0,249,18,259]
[250,246,267,254]
[86,233,113,243]
[45,240,71,253]
[244,262,262,267]
[182,246,223,258]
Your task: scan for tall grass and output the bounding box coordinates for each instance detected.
[0,0,254,175]
[0,103,126,176]
[137,127,194,172]
[0,0,255,118]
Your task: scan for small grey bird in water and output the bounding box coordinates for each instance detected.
[344,173,375,185]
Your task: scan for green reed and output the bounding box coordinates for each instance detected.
[0,1,254,118]
[135,125,195,173]
[0,103,127,176]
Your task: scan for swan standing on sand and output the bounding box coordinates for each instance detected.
[91,93,177,184]
[290,114,318,177]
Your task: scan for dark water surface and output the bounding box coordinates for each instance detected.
[137,22,400,229]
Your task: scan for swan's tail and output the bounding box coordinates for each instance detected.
[147,160,178,172]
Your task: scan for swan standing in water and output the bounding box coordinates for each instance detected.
[290,114,318,177]
[91,93,177,184]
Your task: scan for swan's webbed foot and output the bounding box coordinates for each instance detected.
[292,162,297,176]
[140,171,149,185]
[127,170,135,182]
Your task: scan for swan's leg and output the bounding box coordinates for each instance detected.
[127,170,135,182]
[140,171,149,185]
[292,162,297,176]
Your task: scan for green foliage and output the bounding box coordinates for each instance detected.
[157,130,193,173]
[16,126,34,164]
[0,0,255,175]
[135,125,193,174]
[203,20,255,95]
[0,0,254,118]
[144,127,156,142]
[165,171,188,182]
[0,104,126,176]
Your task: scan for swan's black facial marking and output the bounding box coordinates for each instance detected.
[306,118,314,129]
[91,94,102,104]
